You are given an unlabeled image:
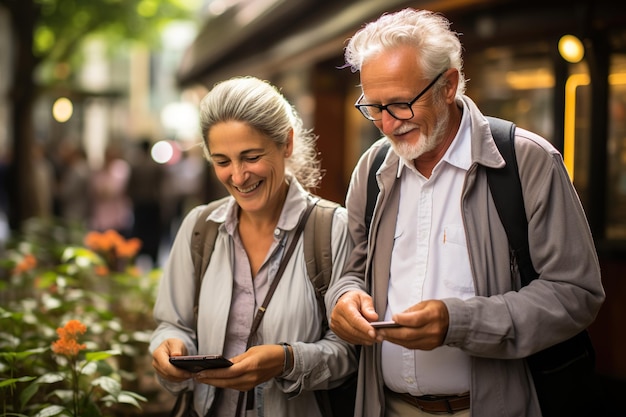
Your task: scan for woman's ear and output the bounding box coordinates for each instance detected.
[284,129,294,158]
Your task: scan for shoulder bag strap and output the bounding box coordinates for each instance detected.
[247,199,316,339]
[191,196,230,327]
[304,197,339,330]
[235,199,317,416]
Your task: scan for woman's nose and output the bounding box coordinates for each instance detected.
[230,162,249,185]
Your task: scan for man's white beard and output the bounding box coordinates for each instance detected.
[390,106,450,162]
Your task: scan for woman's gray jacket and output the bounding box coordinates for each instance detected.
[151,180,357,416]
[325,96,605,417]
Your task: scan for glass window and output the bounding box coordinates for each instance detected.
[607,55,626,239]
[464,43,554,141]
[565,62,591,206]
[464,43,594,219]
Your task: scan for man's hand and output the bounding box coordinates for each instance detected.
[377,299,450,350]
[152,338,193,382]
[330,290,380,345]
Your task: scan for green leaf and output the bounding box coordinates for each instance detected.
[99,394,116,406]
[35,373,64,384]
[48,388,73,402]
[0,347,47,361]
[61,246,102,264]
[36,271,61,289]
[20,380,41,410]
[118,390,147,406]
[0,376,37,387]
[85,350,119,362]
[33,405,67,417]
[0,307,17,319]
[100,389,147,408]
[91,375,121,396]
[81,361,97,375]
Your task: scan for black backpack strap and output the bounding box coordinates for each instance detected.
[486,118,599,414]
[365,141,391,235]
[485,116,538,286]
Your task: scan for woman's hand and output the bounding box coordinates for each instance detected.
[194,344,286,392]
[152,338,194,382]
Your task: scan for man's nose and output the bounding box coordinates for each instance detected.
[378,110,400,135]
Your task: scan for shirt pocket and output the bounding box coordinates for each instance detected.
[440,224,474,296]
[442,224,467,247]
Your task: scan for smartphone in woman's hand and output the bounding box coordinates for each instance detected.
[169,355,233,372]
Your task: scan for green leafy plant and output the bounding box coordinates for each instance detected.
[1,319,145,417]
[0,221,160,416]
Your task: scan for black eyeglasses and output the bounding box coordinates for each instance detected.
[355,72,445,121]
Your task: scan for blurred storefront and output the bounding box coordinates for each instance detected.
[177,0,626,392]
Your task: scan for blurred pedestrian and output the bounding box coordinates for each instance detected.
[127,139,165,266]
[32,142,55,219]
[56,141,90,226]
[89,144,132,235]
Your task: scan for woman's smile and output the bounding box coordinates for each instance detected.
[233,180,262,194]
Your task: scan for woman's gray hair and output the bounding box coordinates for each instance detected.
[344,8,466,96]
[199,76,322,189]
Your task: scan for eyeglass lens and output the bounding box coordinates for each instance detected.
[357,71,444,121]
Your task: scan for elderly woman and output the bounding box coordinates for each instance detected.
[150,76,357,417]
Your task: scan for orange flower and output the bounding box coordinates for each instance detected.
[84,230,141,258]
[83,231,97,247]
[84,231,106,251]
[115,237,142,258]
[12,253,37,274]
[84,229,125,252]
[52,320,87,357]
[103,229,124,250]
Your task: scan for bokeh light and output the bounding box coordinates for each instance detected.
[151,140,182,165]
[559,35,584,63]
[52,97,74,123]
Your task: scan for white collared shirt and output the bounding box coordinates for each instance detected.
[382,107,475,396]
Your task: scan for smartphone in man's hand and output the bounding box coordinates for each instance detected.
[370,320,401,328]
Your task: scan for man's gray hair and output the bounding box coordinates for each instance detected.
[345,8,466,96]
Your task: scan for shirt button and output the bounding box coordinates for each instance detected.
[274,228,281,236]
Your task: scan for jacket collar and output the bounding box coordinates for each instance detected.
[462,95,506,170]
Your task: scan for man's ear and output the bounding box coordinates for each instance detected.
[444,68,459,103]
